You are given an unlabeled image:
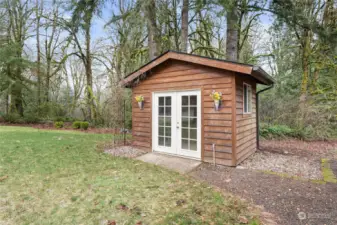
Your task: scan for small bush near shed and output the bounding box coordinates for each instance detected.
[54,121,64,128]
[260,124,296,139]
[80,121,89,130]
[72,121,81,129]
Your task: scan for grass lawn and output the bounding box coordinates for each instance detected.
[0,126,260,225]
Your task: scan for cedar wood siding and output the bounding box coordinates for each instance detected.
[131,59,235,166]
[235,75,257,164]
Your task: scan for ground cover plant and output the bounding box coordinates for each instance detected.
[0,126,260,224]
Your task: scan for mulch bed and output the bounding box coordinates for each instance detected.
[104,146,147,158]
[239,151,322,180]
[260,139,337,159]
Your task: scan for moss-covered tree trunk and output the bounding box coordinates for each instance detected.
[299,28,311,127]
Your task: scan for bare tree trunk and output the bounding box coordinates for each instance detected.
[181,0,189,52]
[85,23,95,120]
[226,2,239,61]
[45,36,51,102]
[36,0,42,105]
[146,0,158,60]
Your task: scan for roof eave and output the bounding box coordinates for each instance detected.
[252,66,275,85]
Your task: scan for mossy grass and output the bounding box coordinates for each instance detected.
[0,126,261,224]
[321,158,337,183]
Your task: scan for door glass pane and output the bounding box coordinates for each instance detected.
[190,96,197,105]
[182,96,188,105]
[165,117,171,126]
[166,97,171,106]
[182,139,189,149]
[159,107,164,116]
[190,140,197,150]
[165,127,171,136]
[189,107,197,117]
[159,127,164,136]
[182,107,188,117]
[165,137,171,147]
[159,97,165,106]
[158,96,172,148]
[165,107,171,116]
[182,128,189,139]
[182,117,188,127]
[180,94,198,151]
[190,118,197,128]
[159,137,164,146]
[190,129,197,139]
[159,117,164,126]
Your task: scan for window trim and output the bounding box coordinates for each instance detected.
[243,82,252,114]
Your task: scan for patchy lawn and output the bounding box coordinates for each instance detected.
[0,126,260,225]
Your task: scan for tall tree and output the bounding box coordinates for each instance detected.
[181,0,189,52]
[3,0,34,115]
[68,0,104,120]
[44,1,68,102]
[270,0,330,123]
[226,1,239,61]
[145,0,159,60]
[35,0,43,105]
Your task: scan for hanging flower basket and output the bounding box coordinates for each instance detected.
[135,95,144,109]
[210,90,222,111]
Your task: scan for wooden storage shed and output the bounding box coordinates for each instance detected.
[121,51,274,166]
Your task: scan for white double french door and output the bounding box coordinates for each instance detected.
[152,90,201,159]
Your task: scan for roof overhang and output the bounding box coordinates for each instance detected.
[120,51,275,87]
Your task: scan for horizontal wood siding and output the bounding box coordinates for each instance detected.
[235,75,257,165]
[132,59,234,166]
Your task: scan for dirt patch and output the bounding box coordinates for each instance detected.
[239,151,322,180]
[104,146,147,158]
[191,164,337,225]
[260,139,337,159]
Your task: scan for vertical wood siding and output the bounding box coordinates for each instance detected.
[131,59,234,166]
[235,75,257,165]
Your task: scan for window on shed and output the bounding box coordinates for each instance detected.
[243,83,252,113]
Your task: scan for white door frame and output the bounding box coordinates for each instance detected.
[152,90,201,160]
[176,90,201,159]
[152,92,177,155]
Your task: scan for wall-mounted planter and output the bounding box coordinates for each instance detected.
[214,99,220,111]
[138,101,144,110]
[135,95,144,110]
[210,90,222,111]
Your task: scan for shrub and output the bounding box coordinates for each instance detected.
[65,117,76,122]
[54,121,64,129]
[54,117,65,122]
[37,102,67,118]
[260,124,296,139]
[3,113,24,123]
[72,121,81,129]
[24,114,40,123]
[80,121,89,130]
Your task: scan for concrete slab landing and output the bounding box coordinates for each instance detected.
[136,152,202,174]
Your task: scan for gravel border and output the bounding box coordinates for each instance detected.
[104,146,147,158]
[239,151,323,180]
